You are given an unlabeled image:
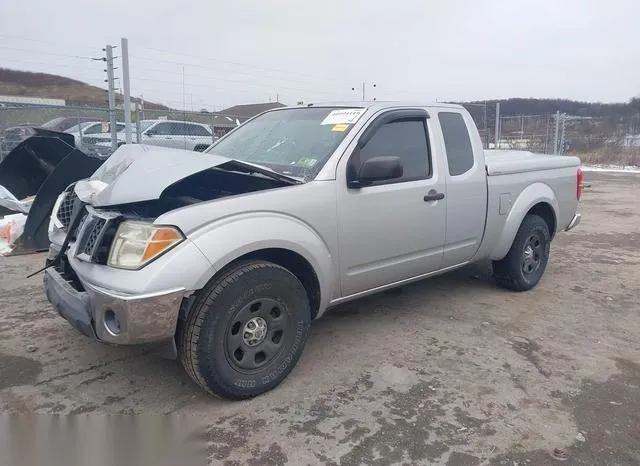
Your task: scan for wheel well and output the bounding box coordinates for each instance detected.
[527,202,556,238]
[230,248,321,319]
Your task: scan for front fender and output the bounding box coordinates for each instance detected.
[489,182,559,260]
[188,212,335,312]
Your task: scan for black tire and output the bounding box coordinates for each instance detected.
[178,260,311,399]
[493,214,551,292]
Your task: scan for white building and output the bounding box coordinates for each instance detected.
[0,95,66,106]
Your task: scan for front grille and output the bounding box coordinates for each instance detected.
[82,218,106,256]
[57,188,79,229]
[75,211,117,264]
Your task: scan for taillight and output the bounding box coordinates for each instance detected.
[576,167,583,200]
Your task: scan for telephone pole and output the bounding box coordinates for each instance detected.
[352,82,377,101]
[105,44,118,152]
[121,38,132,145]
[494,102,501,149]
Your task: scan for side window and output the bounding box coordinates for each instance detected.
[188,124,211,136]
[353,119,430,183]
[84,124,101,135]
[152,123,172,135]
[439,112,474,176]
[171,123,193,135]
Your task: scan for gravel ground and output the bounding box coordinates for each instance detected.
[1,171,639,465]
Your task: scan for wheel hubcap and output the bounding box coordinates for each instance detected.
[522,233,543,275]
[243,317,268,346]
[225,298,288,372]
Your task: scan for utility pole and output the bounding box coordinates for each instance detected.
[554,110,561,154]
[483,102,488,148]
[135,102,142,143]
[559,113,566,154]
[352,82,376,101]
[121,38,132,145]
[105,45,118,152]
[545,113,551,153]
[494,102,501,149]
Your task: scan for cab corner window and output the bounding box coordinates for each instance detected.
[439,112,474,176]
[352,119,430,184]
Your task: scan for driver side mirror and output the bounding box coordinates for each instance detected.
[146,129,156,136]
[349,156,403,188]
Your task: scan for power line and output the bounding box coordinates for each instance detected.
[135,46,346,84]
[0,56,101,77]
[0,33,101,51]
[0,45,99,61]
[129,63,342,91]
[129,75,338,97]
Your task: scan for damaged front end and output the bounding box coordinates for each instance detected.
[44,147,298,352]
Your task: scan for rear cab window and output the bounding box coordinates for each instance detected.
[438,112,474,176]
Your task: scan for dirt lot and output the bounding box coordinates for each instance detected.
[1,171,639,465]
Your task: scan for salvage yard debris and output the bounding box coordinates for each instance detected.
[0,213,27,256]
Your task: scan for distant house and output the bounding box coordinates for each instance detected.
[221,102,286,119]
[0,95,65,106]
[210,102,286,138]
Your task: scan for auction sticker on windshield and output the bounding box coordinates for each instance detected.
[321,108,366,125]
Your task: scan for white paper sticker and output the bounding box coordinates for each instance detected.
[320,108,366,125]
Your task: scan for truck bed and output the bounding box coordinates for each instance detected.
[484,150,580,176]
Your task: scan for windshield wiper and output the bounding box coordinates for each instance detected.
[218,159,303,185]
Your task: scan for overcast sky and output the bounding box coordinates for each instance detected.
[1,0,639,110]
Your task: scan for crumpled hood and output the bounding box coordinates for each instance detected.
[79,144,298,207]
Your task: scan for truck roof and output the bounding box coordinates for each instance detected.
[297,101,465,111]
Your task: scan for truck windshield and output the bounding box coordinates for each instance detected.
[206,107,363,180]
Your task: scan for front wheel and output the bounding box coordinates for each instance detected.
[178,261,311,399]
[493,214,551,291]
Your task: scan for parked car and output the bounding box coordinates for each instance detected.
[2,117,98,154]
[87,119,214,152]
[43,102,582,399]
[65,121,126,145]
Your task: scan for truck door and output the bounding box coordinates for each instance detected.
[337,109,446,297]
[437,111,488,267]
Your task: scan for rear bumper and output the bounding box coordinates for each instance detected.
[44,266,185,345]
[565,213,581,231]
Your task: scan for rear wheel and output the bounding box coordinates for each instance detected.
[493,214,550,291]
[178,261,311,399]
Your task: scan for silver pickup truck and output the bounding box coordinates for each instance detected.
[43,102,582,399]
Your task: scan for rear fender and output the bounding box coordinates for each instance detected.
[489,182,558,261]
[187,213,335,315]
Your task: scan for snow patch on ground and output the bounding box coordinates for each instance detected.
[582,164,640,174]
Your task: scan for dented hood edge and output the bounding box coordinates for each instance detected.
[79,144,300,207]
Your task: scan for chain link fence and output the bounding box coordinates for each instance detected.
[490,110,640,165]
[0,103,246,161]
[2,102,639,166]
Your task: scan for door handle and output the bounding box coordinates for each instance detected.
[424,190,445,202]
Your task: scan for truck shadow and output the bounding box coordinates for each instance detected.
[321,260,497,320]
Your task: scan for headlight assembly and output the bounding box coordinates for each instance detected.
[107,221,184,270]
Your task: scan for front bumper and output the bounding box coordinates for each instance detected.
[565,213,581,231]
[44,266,185,345]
